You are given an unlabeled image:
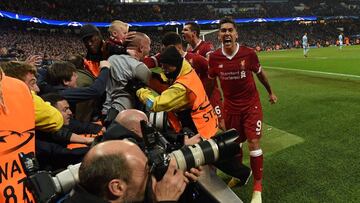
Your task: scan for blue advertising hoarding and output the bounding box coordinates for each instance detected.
[0,10,317,27]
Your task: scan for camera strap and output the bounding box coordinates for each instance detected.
[143,168,155,203]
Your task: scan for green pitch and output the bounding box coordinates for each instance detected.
[229,45,360,202]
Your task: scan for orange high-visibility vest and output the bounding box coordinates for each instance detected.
[83,59,100,77]
[0,75,35,203]
[175,70,218,139]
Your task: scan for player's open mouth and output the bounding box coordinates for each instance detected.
[224,39,232,45]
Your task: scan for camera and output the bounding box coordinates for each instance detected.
[18,152,80,203]
[141,120,240,181]
[19,121,242,202]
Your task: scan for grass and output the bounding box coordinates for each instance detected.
[229,45,360,203]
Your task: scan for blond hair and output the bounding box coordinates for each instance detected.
[108,20,129,33]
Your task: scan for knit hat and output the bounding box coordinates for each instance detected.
[159,46,183,80]
[159,46,183,70]
[80,24,101,40]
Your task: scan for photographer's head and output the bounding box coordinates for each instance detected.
[79,140,148,203]
[115,109,148,138]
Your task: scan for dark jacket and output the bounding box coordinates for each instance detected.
[36,119,102,145]
[68,119,102,135]
[64,185,109,203]
[35,139,88,171]
[64,184,177,203]
[56,68,109,104]
[38,68,109,103]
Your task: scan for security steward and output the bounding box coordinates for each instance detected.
[136,46,218,139]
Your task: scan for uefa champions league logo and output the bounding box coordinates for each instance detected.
[165,21,181,26]
[30,17,42,23]
[253,18,267,22]
[0,12,3,17]
[292,17,305,21]
[211,20,220,24]
[68,21,82,27]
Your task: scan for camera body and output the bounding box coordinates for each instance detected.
[18,152,80,203]
[141,120,240,181]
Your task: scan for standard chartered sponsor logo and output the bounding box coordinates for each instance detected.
[219,71,241,80]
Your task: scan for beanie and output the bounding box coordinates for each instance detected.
[159,46,183,70]
[80,24,101,40]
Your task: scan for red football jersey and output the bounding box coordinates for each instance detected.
[184,52,208,85]
[187,40,214,58]
[208,44,261,113]
[143,53,161,68]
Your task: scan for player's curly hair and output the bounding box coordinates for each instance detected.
[219,17,237,29]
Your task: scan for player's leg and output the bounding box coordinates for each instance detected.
[210,88,225,130]
[222,112,252,187]
[306,45,310,55]
[303,46,307,57]
[243,104,264,203]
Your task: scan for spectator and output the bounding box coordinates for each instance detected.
[102,32,151,122]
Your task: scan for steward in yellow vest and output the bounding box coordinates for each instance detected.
[137,46,218,139]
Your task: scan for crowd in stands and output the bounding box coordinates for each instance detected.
[1,0,360,23]
[1,21,359,62]
[0,29,84,61]
[0,26,163,61]
[0,4,360,201]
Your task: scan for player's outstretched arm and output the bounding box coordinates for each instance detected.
[256,69,277,104]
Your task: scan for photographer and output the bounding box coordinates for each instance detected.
[104,109,201,146]
[65,140,201,203]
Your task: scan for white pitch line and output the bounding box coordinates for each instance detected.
[261,55,328,59]
[263,66,360,79]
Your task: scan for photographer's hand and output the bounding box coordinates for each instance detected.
[184,166,203,182]
[184,134,201,145]
[154,159,188,202]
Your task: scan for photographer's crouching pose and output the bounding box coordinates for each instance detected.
[65,140,201,203]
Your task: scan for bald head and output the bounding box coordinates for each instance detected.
[115,109,148,137]
[79,140,147,200]
[124,32,149,49]
[83,140,145,166]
